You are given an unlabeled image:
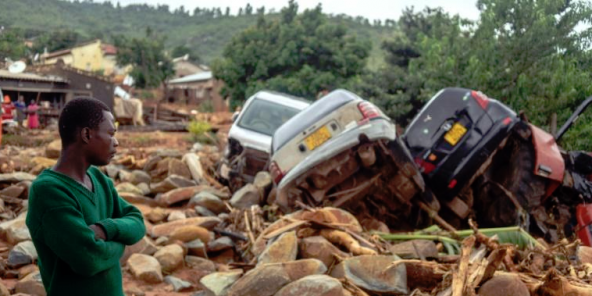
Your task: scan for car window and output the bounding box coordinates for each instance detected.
[238,99,301,136]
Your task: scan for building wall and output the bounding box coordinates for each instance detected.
[70,40,103,72]
[44,54,74,66]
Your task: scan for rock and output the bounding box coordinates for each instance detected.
[0,172,36,183]
[118,169,133,183]
[137,183,151,196]
[258,231,297,265]
[146,207,168,223]
[125,287,145,296]
[30,156,57,168]
[6,219,31,244]
[0,184,25,198]
[578,246,592,265]
[229,184,260,209]
[159,186,208,206]
[0,212,26,239]
[210,249,235,265]
[165,275,192,292]
[389,240,438,259]
[8,241,37,268]
[189,191,227,214]
[115,182,144,196]
[45,139,62,159]
[154,244,184,272]
[207,237,234,253]
[185,256,216,272]
[0,280,9,296]
[195,206,216,217]
[118,192,159,207]
[186,239,207,257]
[151,217,221,237]
[168,158,192,180]
[479,274,529,296]
[150,174,196,194]
[227,259,326,296]
[155,236,169,246]
[330,255,407,294]
[132,170,152,185]
[114,155,135,166]
[200,270,243,296]
[156,149,183,159]
[15,271,45,296]
[127,254,163,283]
[299,236,349,268]
[191,142,204,152]
[253,172,272,191]
[121,236,158,264]
[18,264,38,280]
[169,225,211,243]
[105,164,120,179]
[183,153,206,183]
[168,210,186,222]
[274,275,344,296]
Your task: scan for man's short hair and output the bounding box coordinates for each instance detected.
[59,97,110,147]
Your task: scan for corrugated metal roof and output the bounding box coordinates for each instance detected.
[0,70,67,83]
[168,71,213,84]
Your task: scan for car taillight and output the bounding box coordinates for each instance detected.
[471,90,489,109]
[358,101,380,120]
[414,157,436,174]
[269,161,284,184]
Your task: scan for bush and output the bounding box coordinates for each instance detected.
[187,120,215,144]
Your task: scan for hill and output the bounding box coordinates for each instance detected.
[0,0,395,67]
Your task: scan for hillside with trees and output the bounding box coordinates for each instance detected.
[0,0,393,66]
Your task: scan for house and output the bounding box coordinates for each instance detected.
[167,71,227,112]
[41,40,125,77]
[172,55,209,79]
[0,60,115,127]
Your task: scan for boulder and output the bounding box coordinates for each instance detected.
[330,255,407,294]
[229,184,260,209]
[185,256,216,272]
[200,270,243,296]
[0,184,25,199]
[8,241,37,268]
[186,239,207,257]
[15,271,45,296]
[118,192,159,207]
[195,206,216,217]
[389,240,438,259]
[183,153,206,183]
[105,164,120,179]
[115,182,144,196]
[150,174,196,194]
[478,274,529,296]
[253,172,272,191]
[299,236,349,268]
[258,231,297,265]
[168,158,192,180]
[189,191,227,214]
[127,254,163,283]
[169,225,211,243]
[274,274,344,296]
[207,237,234,253]
[158,186,208,206]
[6,219,31,245]
[0,172,36,183]
[154,244,184,272]
[121,236,158,264]
[45,139,62,159]
[164,275,192,292]
[132,170,152,185]
[151,217,220,237]
[137,183,151,196]
[167,210,186,222]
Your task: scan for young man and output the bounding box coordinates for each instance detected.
[26,97,146,296]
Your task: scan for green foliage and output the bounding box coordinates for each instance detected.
[31,30,81,54]
[171,45,201,63]
[357,0,592,150]
[0,29,28,61]
[0,0,388,65]
[187,120,214,144]
[198,100,214,113]
[212,0,371,104]
[114,30,174,88]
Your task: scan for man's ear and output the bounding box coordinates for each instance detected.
[80,127,92,144]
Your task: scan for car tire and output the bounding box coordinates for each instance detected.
[474,133,547,228]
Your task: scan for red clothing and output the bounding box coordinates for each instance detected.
[2,103,14,121]
[28,104,39,129]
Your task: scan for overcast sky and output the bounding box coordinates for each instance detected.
[102,0,481,21]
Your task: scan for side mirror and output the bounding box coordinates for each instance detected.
[232,112,239,123]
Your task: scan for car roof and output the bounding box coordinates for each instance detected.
[250,90,311,110]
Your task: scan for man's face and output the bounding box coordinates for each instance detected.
[87,111,119,166]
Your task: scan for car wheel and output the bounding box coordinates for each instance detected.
[474,134,547,229]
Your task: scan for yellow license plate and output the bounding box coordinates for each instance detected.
[444,123,467,146]
[305,126,332,151]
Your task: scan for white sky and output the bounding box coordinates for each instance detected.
[103,0,481,21]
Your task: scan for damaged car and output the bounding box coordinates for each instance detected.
[270,89,439,230]
[404,87,592,245]
[219,90,310,191]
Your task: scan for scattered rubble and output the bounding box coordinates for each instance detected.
[0,132,589,296]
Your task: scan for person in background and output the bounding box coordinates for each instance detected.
[2,95,14,122]
[27,100,39,129]
[14,96,26,127]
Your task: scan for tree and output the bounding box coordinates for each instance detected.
[225,7,230,16]
[245,3,253,15]
[32,30,81,54]
[0,29,27,61]
[212,0,370,106]
[114,29,174,89]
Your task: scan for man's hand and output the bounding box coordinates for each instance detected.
[89,224,107,241]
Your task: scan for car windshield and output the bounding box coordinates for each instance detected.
[238,99,301,136]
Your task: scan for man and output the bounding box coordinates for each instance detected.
[26,97,145,296]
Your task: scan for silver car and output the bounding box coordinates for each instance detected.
[219,90,310,191]
[270,89,438,229]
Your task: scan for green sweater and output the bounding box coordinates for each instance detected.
[26,167,146,296]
